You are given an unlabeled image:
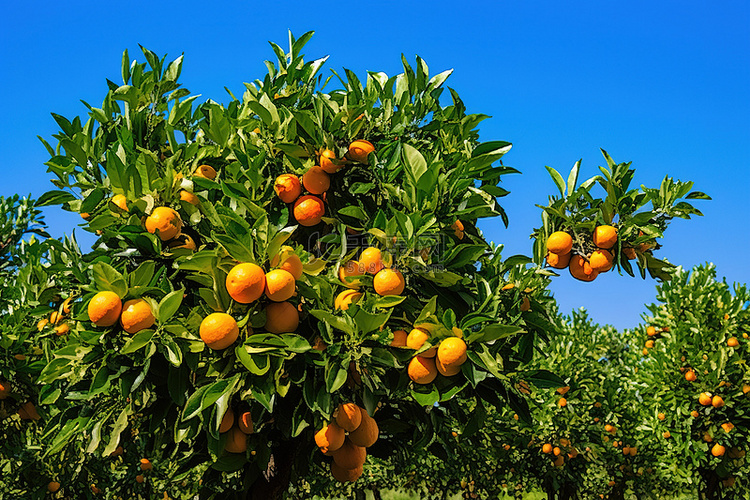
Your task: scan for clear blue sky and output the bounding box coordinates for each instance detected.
[1,1,748,329]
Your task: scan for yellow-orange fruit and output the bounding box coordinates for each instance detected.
[274,174,302,203]
[111,194,128,212]
[589,249,614,273]
[604,424,615,433]
[712,395,725,408]
[348,409,378,447]
[332,438,367,469]
[569,255,598,282]
[557,386,570,395]
[647,326,657,336]
[145,207,182,241]
[302,166,331,195]
[55,323,70,336]
[721,422,734,433]
[646,340,654,349]
[436,356,462,376]
[408,356,438,384]
[224,426,247,453]
[546,251,571,269]
[451,220,465,239]
[339,261,364,289]
[437,337,467,367]
[359,247,385,274]
[559,398,568,408]
[219,408,234,433]
[179,190,200,206]
[391,329,408,347]
[406,327,435,357]
[593,225,618,249]
[657,412,665,421]
[315,423,345,453]
[727,337,739,347]
[88,291,123,327]
[331,462,363,482]
[293,195,325,226]
[37,318,49,331]
[663,431,671,439]
[691,410,700,418]
[542,443,553,454]
[685,370,697,382]
[264,301,299,334]
[62,297,73,314]
[226,263,266,304]
[711,444,726,457]
[335,403,363,432]
[48,481,60,492]
[167,233,197,250]
[264,269,296,302]
[135,475,145,484]
[120,299,155,334]
[140,458,152,471]
[270,246,303,280]
[373,268,405,296]
[319,149,342,174]
[238,411,254,434]
[334,289,362,311]
[521,296,531,312]
[699,392,713,406]
[194,164,217,180]
[199,313,240,350]
[348,140,375,164]
[546,232,573,255]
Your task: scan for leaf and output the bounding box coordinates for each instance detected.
[402,143,428,185]
[120,329,156,354]
[92,262,127,297]
[309,309,356,334]
[236,347,271,375]
[525,369,566,389]
[411,385,440,406]
[162,336,183,367]
[545,166,566,197]
[157,289,184,323]
[325,358,349,394]
[566,159,581,196]
[36,190,76,207]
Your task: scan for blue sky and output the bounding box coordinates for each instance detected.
[1,1,748,329]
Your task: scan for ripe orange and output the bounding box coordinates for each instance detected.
[593,225,617,249]
[226,263,266,304]
[0,380,10,399]
[293,195,325,226]
[179,190,199,206]
[373,268,405,296]
[408,356,438,384]
[224,426,247,453]
[436,356,462,376]
[699,392,713,406]
[663,431,671,439]
[604,424,615,433]
[120,299,155,334]
[331,462,363,482]
[546,231,573,255]
[721,422,734,433]
[657,412,665,421]
[391,329,408,347]
[559,398,568,408]
[274,174,302,203]
[743,384,750,394]
[711,444,726,457]
[451,220,465,239]
[691,410,700,418]
[140,458,153,471]
[194,164,217,180]
[569,255,598,282]
[359,247,385,274]
[238,411,253,434]
[55,323,70,336]
[334,289,363,311]
[685,370,697,382]
[145,207,182,241]
[199,313,239,350]
[553,447,561,456]
[646,326,657,336]
[645,340,654,349]
[135,475,145,484]
[629,447,637,456]
[335,403,363,432]
[546,251,571,269]
[18,401,41,420]
[166,234,197,251]
[264,269,296,302]
[542,443,553,454]
[339,261,364,288]
[437,337,467,367]
[712,395,725,408]
[722,477,736,488]
[520,296,531,312]
[315,423,345,453]
[270,246,303,280]
[348,409,378,447]
[319,149,342,174]
[727,337,739,347]
[48,481,61,492]
[348,139,375,164]
[332,438,367,469]
[557,386,570,395]
[111,194,128,212]
[622,446,630,456]
[406,327,434,356]
[264,302,299,334]
[589,249,613,273]
[219,408,234,433]
[88,291,123,327]
[302,166,331,195]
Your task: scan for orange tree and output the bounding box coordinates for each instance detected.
[637,264,749,499]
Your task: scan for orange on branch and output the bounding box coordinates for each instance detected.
[593,225,618,249]
[332,439,367,469]
[334,289,362,311]
[359,247,385,274]
[315,423,345,453]
[270,246,303,280]
[339,260,364,288]
[226,263,266,304]
[391,329,408,347]
[373,268,405,296]
[319,148,342,173]
[179,190,199,206]
[88,291,123,327]
[569,255,598,282]
[264,301,299,334]
[293,195,325,226]
[145,207,182,241]
[348,139,375,164]
[194,164,217,180]
[331,462,363,482]
[546,251,571,269]
[274,174,302,203]
[589,249,614,273]
[199,313,239,350]
[120,299,155,334]
[348,409,378,447]
[264,269,296,302]
[408,356,438,384]
[224,426,247,454]
[546,231,572,255]
[111,194,128,212]
[302,166,331,194]
[335,403,363,432]
[219,408,234,433]
[238,411,254,434]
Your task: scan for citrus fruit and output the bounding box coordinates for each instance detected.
[194,164,217,180]
[348,409,378,447]
[167,233,197,250]
[264,302,299,334]
[332,438,367,469]
[315,423,345,453]
[359,247,385,274]
[0,381,10,399]
[593,225,617,249]
[270,246,303,280]
[437,337,467,367]
[226,263,266,304]
[589,249,613,273]
[238,411,253,434]
[219,408,234,433]
[711,444,726,457]
[335,403,362,432]
[48,481,60,492]
[120,299,155,334]
[338,261,364,288]
[569,255,598,282]
[546,251,571,269]
[199,313,239,350]
[274,174,302,203]
[140,458,152,471]
[293,195,325,226]
[699,393,712,406]
[334,290,363,311]
[55,323,70,336]
[111,194,128,212]
[145,207,182,241]
[88,291,123,327]
[179,190,199,205]
[224,426,247,453]
[348,139,375,164]
[408,356,438,384]
[302,166,330,194]
[390,329,408,347]
[264,269,296,302]
[331,462,363,482]
[319,148,342,173]
[373,268,405,296]
[727,337,739,347]
[546,231,573,255]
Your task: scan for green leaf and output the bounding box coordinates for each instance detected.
[525,369,566,389]
[120,329,156,354]
[402,143,428,185]
[92,262,127,297]
[411,384,440,406]
[157,289,184,323]
[566,159,581,196]
[325,358,349,393]
[36,190,76,207]
[309,309,356,334]
[545,166,566,197]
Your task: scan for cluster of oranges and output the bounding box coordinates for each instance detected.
[336,246,406,310]
[392,326,468,385]
[87,291,155,334]
[274,140,375,227]
[641,325,668,356]
[545,225,621,282]
[314,403,379,483]
[37,297,74,336]
[540,437,579,467]
[600,423,638,457]
[219,407,255,454]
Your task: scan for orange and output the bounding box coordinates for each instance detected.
[0,380,10,399]
[226,263,266,304]
[451,219,465,239]
[406,327,434,356]
[604,424,615,433]
[224,426,247,453]
[593,225,617,249]
[521,296,531,312]
[436,356,462,376]
[140,458,152,471]
[712,395,724,408]
[646,326,657,336]
[48,481,61,493]
[359,247,385,274]
[559,398,568,408]
[319,149,342,174]
[711,444,726,457]
[274,174,302,203]
[657,412,665,421]
[293,195,325,226]
[111,194,128,212]
[120,299,155,334]
[199,313,239,350]
[270,246,303,280]
[391,329,408,347]
[334,289,362,311]
[567,448,578,459]
[569,255,598,282]
[348,409,378,447]
[546,251,571,269]
[727,337,739,347]
[179,190,199,206]
[743,384,750,394]
[645,340,654,349]
[55,323,70,336]
[348,139,375,164]
[331,462,363,482]
[81,212,90,219]
[335,403,363,432]
[332,438,367,469]
[145,207,182,241]
[699,392,713,406]
[339,261,364,288]
[546,231,573,255]
[629,447,637,456]
[373,268,405,296]
[219,408,234,433]
[663,431,671,439]
[37,318,49,331]
[264,269,296,302]
[437,337,467,367]
[238,411,253,434]
[557,386,570,395]
[136,475,145,484]
[302,166,331,195]
[408,356,438,384]
[194,164,217,180]
[589,250,613,273]
[167,233,197,251]
[315,423,345,453]
[542,443,553,454]
[685,370,697,382]
[88,291,123,327]
[18,401,41,420]
[264,302,299,334]
[691,410,700,418]
[721,422,734,433]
